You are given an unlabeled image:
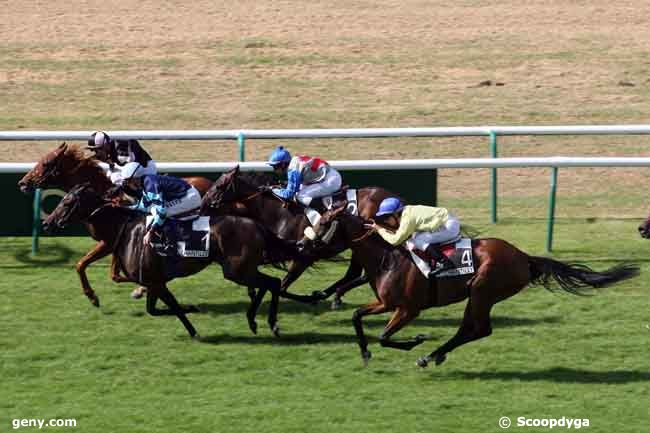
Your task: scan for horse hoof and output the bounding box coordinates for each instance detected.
[131,287,146,299]
[248,321,258,335]
[362,350,372,367]
[331,298,343,310]
[416,357,429,368]
[415,334,428,342]
[90,296,100,308]
[435,354,447,366]
[311,290,326,300]
[271,324,280,338]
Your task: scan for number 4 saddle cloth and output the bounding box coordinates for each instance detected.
[409,238,475,279]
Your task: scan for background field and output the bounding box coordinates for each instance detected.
[3,1,650,432]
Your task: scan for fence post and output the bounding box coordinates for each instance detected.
[238,132,246,162]
[489,131,498,223]
[546,167,559,252]
[31,188,42,256]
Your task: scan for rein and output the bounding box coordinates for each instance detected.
[351,228,375,243]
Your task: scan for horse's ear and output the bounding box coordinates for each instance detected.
[59,142,67,151]
[233,165,240,174]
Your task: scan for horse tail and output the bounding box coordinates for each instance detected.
[527,256,639,295]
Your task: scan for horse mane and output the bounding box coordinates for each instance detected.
[63,144,104,176]
[236,171,277,188]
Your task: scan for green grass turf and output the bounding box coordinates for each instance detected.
[2,218,650,433]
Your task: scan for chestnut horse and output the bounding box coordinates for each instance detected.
[43,184,297,337]
[305,206,639,367]
[17,143,214,305]
[200,165,405,307]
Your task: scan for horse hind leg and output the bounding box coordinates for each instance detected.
[416,296,493,368]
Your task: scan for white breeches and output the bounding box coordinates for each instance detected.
[165,187,201,218]
[108,161,158,185]
[295,169,342,206]
[410,215,461,250]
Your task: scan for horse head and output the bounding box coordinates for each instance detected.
[42,183,104,233]
[18,142,70,193]
[297,205,366,253]
[200,165,241,212]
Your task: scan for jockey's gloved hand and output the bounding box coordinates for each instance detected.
[258,185,273,193]
[104,185,123,199]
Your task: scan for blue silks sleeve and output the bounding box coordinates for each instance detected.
[141,176,167,227]
[275,169,302,199]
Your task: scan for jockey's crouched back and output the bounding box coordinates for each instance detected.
[120,162,201,254]
[373,198,460,277]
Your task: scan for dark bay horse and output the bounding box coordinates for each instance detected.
[200,165,404,307]
[17,143,214,303]
[43,184,296,337]
[305,206,639,367]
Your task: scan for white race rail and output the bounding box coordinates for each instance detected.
[5,156,650,173]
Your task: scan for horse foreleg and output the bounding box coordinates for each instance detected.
[246,286,266,335]
[352,300,388,366]
[378,307,425,351]
[109,254,130,283]
[154,286,198,338]
[311,258,366,309]
[145,291,199,316]
[75,240,112,307]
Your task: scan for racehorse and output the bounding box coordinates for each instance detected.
[17,143,214,303]
[43,183,297,337]
[200,165,405,307]
[303,205,639,367]
[637,216,650,238]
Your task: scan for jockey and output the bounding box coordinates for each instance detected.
[267,146,342,238]
[121,162,201,255]
[372,197,459,277]
[86,131,157,185]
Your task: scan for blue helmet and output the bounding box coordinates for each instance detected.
[376,197,404,217]
[267,146,292,166]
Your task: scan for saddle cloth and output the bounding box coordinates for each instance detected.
[409,238,475,279]
[146,215,211,258]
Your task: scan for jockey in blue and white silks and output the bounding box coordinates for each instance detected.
[268,146,342,206]
[86,131,157,186]
[267,146,342,237]
[121,162,201,247]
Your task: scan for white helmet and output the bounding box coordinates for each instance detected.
[121,162,144,180]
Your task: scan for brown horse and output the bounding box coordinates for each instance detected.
[200,165,405,307]
[305,206,639,367]
[43,183,296,337]
[638,216,650,238]
[17,143,214,304]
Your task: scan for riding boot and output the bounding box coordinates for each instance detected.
[425,244,454,277]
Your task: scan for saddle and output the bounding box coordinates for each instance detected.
[273,186,353,215]
[409,237,474,279]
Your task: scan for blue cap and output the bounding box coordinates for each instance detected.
[376,197,404,217]
[267,146,292,166]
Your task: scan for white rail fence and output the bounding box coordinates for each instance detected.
[4,126,650,251]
